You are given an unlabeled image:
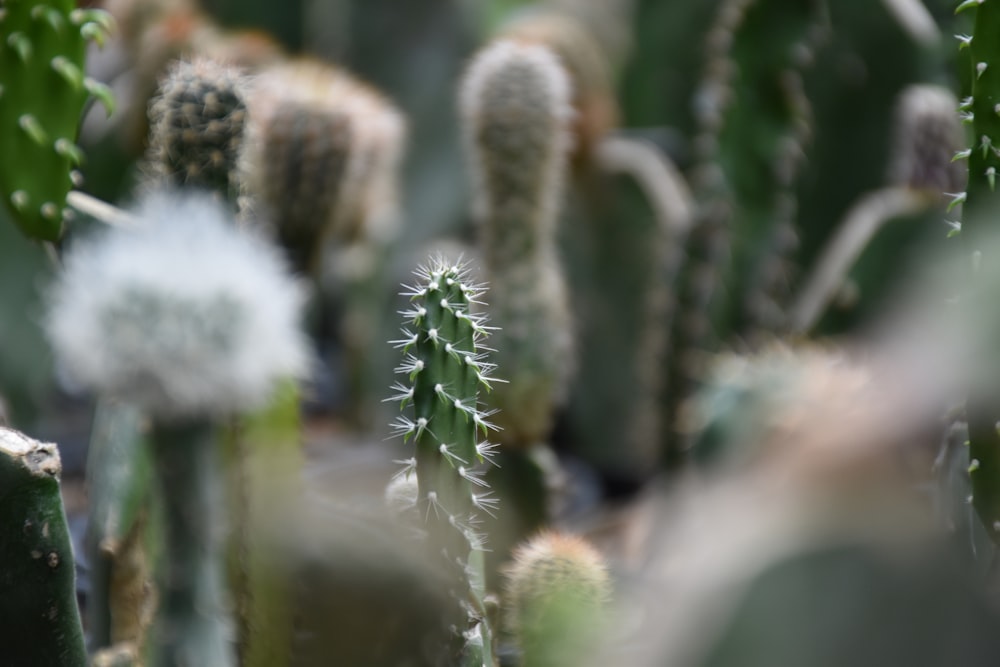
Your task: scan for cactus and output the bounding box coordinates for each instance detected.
[45,190,307,665]
[0,0,114,240]
[388,256,501,665]
[241,59,406,275]
[460,39,575,451]
[663,0,828,463]
[0,426,86,666]
[146,58,248,201]
[503,531,610,667]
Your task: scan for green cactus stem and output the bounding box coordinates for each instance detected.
[85,400,153,651]
[146,418,233,667]
[0,0,114,240]
[957,0,1000,548]
[389,257,501,665]
[0,426,86,666]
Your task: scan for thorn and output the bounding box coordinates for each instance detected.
[953,149,972,162]
[51,57,83,90]
[7,32,32,62]
[981,135,994,160]
[959,96,974,110]
[70,170,85,188]
[946,192,966,212]
[55,139,84,166]
[40,203,59,220]
[32,6,64,32]
[969,458,981,473]
[988,166,996,191]
[956,33,973,49]
[960,111,975,125]
[10,191,29,212]
[70,9,116,32]
[84,78,115,117]
[19,115,49,145]
[978,62,989,79]
[956,0,984,13]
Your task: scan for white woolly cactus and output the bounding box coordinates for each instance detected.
[888,84,964,195]
[46,190,308,418]
[460,40,576,449]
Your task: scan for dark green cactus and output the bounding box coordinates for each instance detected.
[0,426,86,666]
[388,256,500,665]
[0,0,114,240]
[146,58,247,201]
[663,0,828,463]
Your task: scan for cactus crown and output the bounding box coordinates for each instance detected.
[147,57,248,198]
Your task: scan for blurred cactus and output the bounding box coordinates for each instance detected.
[888,84,965,194]
[242,58,406,275]
[460,40,574,450]
[46,191,307,666]
[0,0,114,240]
[146,58,248,201]
[504,531,610,667]
[387,256,502,665]
[0,426,86,666]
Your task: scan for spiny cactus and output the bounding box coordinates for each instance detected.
[241,59,406,275]
[0,0,114,240]
[146,58,248,201]
[0,426,86,666]
[388,256,501,665]
[460,40,575,451]
[46,190,307,666]
[503,531,611,667]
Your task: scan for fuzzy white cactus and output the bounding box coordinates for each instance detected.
[46,190,308,418]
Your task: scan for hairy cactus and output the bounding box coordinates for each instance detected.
[146,58,248,200]
[504,531,611,667]
[241,59,406,275]
[388,256,501,665]
[460,40,575,450]
[0,0,114,240]
[46,190,307,666]
[889,84,965,195]
[0,427,86,666]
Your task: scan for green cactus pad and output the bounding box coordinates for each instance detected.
[0,0,113,241]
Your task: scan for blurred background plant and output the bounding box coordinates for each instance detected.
[5,0,1000,664]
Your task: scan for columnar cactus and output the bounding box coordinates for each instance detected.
[460,40,575,450]
[46,190,307,666]
[503,531,611,667]
[241,59,406,275]
[0,0,114,240]
[955,0,1000,548]
[0,427,86,666]
[388,256,501,665]
[147,58,248,200]
[664,0,827,463]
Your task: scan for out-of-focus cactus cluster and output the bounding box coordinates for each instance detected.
[7,0,1000,665]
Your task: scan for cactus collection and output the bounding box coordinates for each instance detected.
[8,0,1000,665]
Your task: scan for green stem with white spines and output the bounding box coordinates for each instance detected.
[957,0,1000,547]
[0,0,114,240]
[390,257,499,665]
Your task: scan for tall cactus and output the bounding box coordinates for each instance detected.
[663,0,828,463]
[0,0,114,240]
[388,256,501,666]
[0,426,86,666]
[955,0,1000,548]
[460,39,575,451]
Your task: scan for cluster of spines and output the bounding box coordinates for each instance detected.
[460,40,576,449]
[146,57,248,200]
[0,1,114,240]
[952,0,1000,546]
[388,257,501,569]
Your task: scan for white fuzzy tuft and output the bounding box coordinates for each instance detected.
[46,190,309,418]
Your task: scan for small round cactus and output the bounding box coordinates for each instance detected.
[146,58,248,199]
[460,40,576,449]
[887,84,964,195]
[504,531,611,667]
